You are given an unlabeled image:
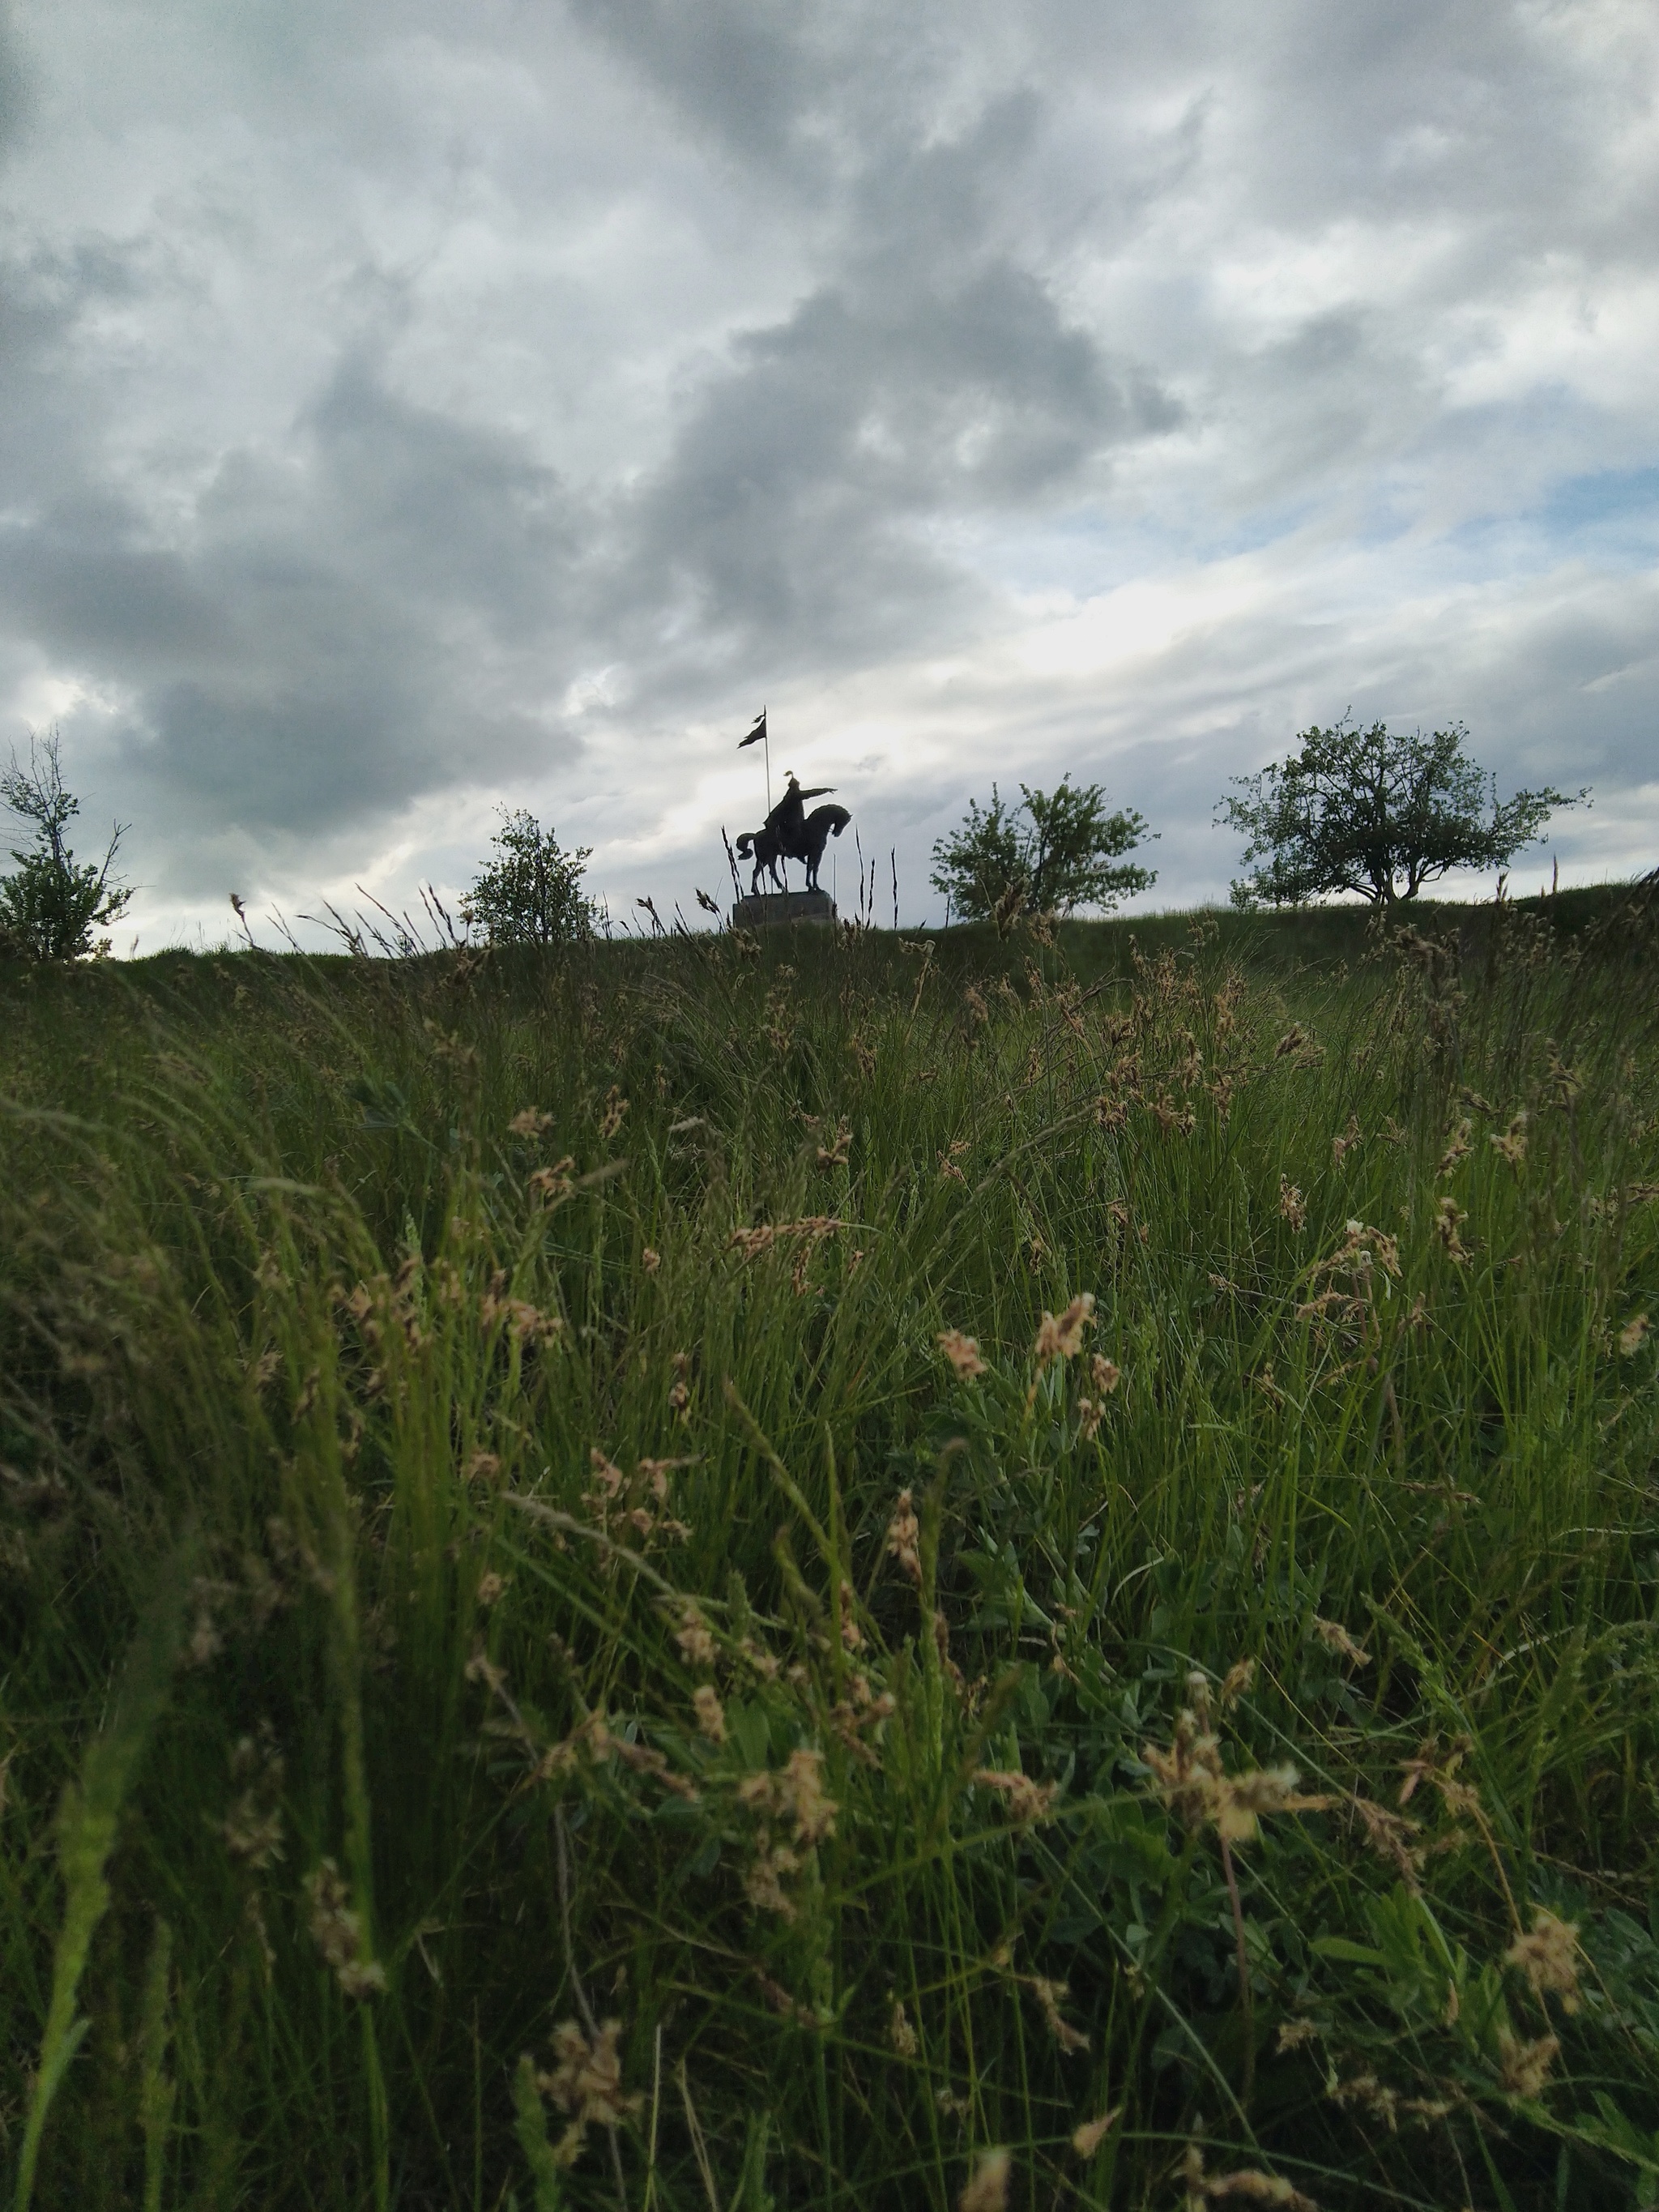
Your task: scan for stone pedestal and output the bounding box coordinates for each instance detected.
[731,890,838,930]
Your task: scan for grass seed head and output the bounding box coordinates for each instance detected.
[888,1998,919,2057]
[1504,1908,1581,2012]
[1497,2029,1559,2099]
[674,1601,716,1669]
[958,2147,1011,2212]
[1618,1312,1649,1356]
[1433,1194,1471,1262]
[937,1328,986,1379]
[1312,1617,1371,1668]
[887,1489,922,1584]
[692,1685,726,1742]
[1034,1292,1095,1367]
[1072,2110,1120,2157]
[539,2018,642,2166]
[972,1767,1060,1823]
[305,1860,386,2000]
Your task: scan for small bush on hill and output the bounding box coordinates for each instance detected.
[930,775,1155,925]
[460,806,595,945]
[0,730,132,961]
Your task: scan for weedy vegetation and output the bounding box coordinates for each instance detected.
[2,886,1657,2210]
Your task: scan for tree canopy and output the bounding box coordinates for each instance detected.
[0,731,133,962]
[1218,719,1586,910]
[929,776,1155,925]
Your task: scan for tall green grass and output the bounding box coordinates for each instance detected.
[2,890,1657,2210]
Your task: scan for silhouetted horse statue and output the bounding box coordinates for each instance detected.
[736,804,851,895]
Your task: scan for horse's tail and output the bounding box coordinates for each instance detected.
[736,833,754,858]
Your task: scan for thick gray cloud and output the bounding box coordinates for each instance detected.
[0,0,1655,942]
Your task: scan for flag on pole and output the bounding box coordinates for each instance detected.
[738,709,767,749]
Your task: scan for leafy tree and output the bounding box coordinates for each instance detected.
[1218,718,1587,911]
[460,809,596,946]
[930,776,1155,924]
[0,730,134,961]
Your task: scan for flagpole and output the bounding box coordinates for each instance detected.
[764,716,771,816]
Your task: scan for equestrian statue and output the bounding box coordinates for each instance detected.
[735,772,851,895]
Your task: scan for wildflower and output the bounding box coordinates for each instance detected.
[509,1108,554,1138]
[1618,1313,1649,1356]
[305,1860,386,2000]
[1311,1617,1371,1668]
[539,2018,642,2166]
[674,1602,716,1670]
[1277,1177,1307,1231]
[476,1572,506,1608]
[1034,1292,1095,1367]
[1089,1352,1122,1394]
[937,1329,986,1379]
[889,1998,919,2058]
[1496,2029,1559,2099]
[642,1247,661,1275]
[959,2148,1011,2212]
[1505,1908,1581,2013]
[971,1768,1060,1824]
[692,1685,726,1743]
[887,1489,922,1585]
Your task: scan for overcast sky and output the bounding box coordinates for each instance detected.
[2,0,1656,946]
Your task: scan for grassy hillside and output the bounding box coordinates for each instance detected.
[2,887,1658,2211]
